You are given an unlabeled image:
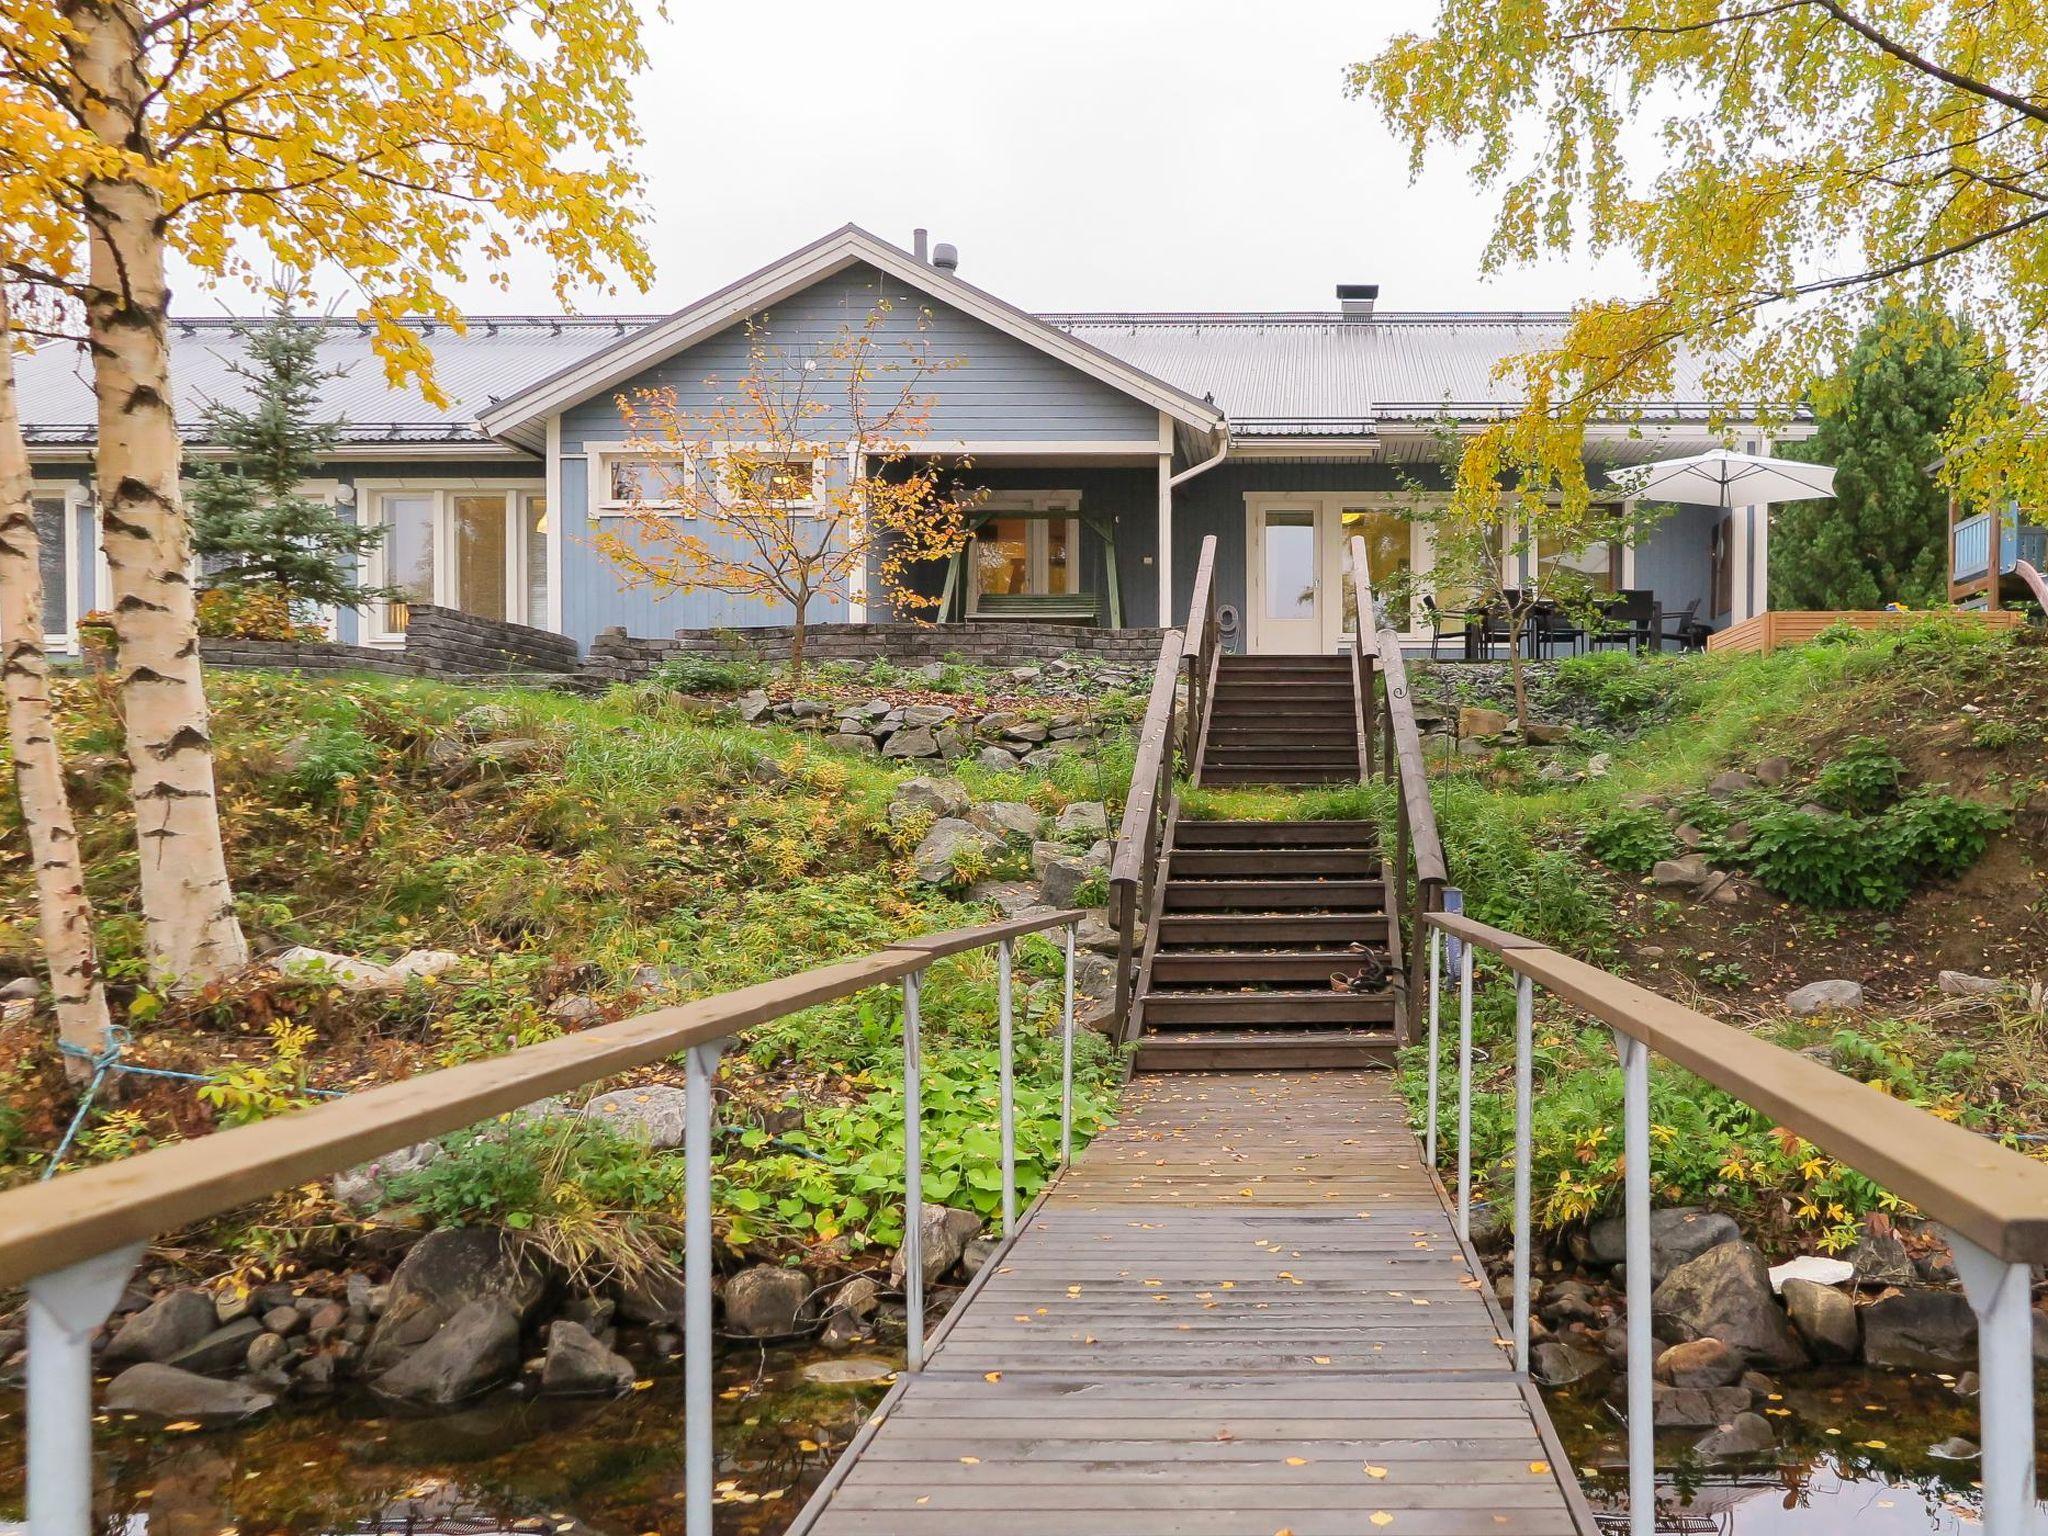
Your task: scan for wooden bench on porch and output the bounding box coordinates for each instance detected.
[935,505,1124,627]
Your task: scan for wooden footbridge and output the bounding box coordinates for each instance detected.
[4,535,2047,1536]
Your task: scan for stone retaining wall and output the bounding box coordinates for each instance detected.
[585,621,1169,683]
[200,606,580,682]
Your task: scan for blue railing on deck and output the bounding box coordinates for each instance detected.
[1954,508,2048,582]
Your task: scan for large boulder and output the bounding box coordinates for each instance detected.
[1782,1279,1861,1362]
[1530,1340,1604,1386]
[1861,1290,1977,1371]
[1587,1207,1741,1285]
[1651,1243,1808,1370]
[1695,1412,1776,1459]
[373,1298,520,1405]
[723,1266,811,1337]
[613,1262,687,1326]
[104,1290,220,1365]
[1651,855,1712,890]
[362,1227,548,1374]
[540,1320,636,1396]
[583,1084,689,1150]
[1040,853,1106,909]
[912,819,1003,886]
[970,801,1044,843]
[1653,1384,1753,1427]
[881,725,939,760]
[888,776,970,824]
[165,1318,263,1377]
[1653,1337,1745,1388]
[1458,706,1510,739]
[275,945,394,993]
[890,1203,984,1288]
[1842,1224,1916,1288]
[1053,801,1107,840]
[1785,979,1864,1016]
[103,1363,275,1421]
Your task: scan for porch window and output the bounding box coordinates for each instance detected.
[603,453,688,511]
[32,495,70,643]
[972,516,1081,605]
[367,484,547,638]
[733,455,816,508]
[1535,536,1621,595]
[1339,507,1413,630]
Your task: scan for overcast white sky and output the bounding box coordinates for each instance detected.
[178,0,1650,319]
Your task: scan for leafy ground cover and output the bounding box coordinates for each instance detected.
[0,665,1130,1284]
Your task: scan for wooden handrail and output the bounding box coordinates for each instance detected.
[1108,629,1185,894]
[1348,535,1447,890]
[1427,911,2048,1265]
[0,907,1085,1291]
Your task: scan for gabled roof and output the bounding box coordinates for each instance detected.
[476,225,1228,452]
[16,315,650,451]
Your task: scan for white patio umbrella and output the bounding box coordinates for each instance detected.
[1607,447,1836,507]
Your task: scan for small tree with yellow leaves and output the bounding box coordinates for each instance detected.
[596,303,984,681]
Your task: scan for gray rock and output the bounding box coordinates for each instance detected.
[1754,756,1792,785]
[966,879,1048,918]
[902,704,956,729]
[331,1138,441,1211]
[540,1319,636,1396]
[1530,1340,1604,1385]
[362,1227,548,1374]
[1020,747,1062,771]
[261,1306,306,1337]
[1040,854,1103,909]
[1053,801,1108,839]
[1862,1290,1978,1371]
[737,690,772,722]
[1785,979,1864,1016]
[912,818,1004,885]
[1939,970,2010,998]
[971,801,1044,842]
[882,725,939,760]
[103,1362,275,1421]
[165,1318,263,1377]
[1653,1337,1745,1388]
[889,776,971,823]
[831,1276,881,1322]
[723,1266,811,1337]
[388,949,463,983]
[276,945,394,993]
[1653,1384,1753,1427]
[1708,770,1757,797]
[1586,752,1613,779]
[583,1084,689,1149]
[0,976,37,1002]
[976,746,1023,772]
[825,732,878,755]
[245,1331,290,1374]
[105,1290,220,1365]
[1843,1225,1917,1288]
[548,993,604,1026]
[1652,1243,1808,1370]
[788,699,830,719]
[890,1203,983,1288]
[1587,1207,1741,1285]
[1651,855,1712,889]
[1695,1412,1776,1458]
[373,1298,520,1405]
[1782,1279,1860,1362]
[1001,721,1050,744]
[613,1262,687,1326]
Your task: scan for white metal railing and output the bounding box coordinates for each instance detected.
[6,909,1085,1536]
[1425,912,2048,1536]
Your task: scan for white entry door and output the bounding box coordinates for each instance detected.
[1248,504,1322,652]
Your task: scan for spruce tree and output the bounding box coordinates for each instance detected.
[1774,306,1988,611]
[190,307,399,611]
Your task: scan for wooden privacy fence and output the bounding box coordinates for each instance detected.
[1707,608,2026,654]
[1419,910,2048,1536]
[0,907,1086,1536]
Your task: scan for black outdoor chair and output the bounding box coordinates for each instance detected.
[1589,589,1657,654]
[1658,599,1708,652]
[1529,601,1585,659]
[1420,594,1476,661]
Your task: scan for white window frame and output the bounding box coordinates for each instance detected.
[587,441,691,515]
[358,479,547,643]
[967,490,1083,612]
[30,483,93,651]
[1242,490,1443,652]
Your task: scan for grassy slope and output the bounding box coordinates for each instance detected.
[0,667,1133,1268]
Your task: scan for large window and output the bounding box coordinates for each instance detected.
[968,500,1083,609]
[365,484,547,638]
[602,453,687,511]
[1535,535,1621,595]
[32,494,71,643]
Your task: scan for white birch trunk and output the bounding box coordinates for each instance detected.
[0,291,114,1074]
[66,0,248,988]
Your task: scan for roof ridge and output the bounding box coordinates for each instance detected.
[1042,310,1576,326]
[164,314,666,329]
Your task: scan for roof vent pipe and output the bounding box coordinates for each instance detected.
[913,228,929,262]
[1337,283,1380,319]
[932,242,959,273]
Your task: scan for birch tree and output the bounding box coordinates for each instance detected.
[1,0,656,989]
[0,289,111,1072]
[1353,2,2046,517]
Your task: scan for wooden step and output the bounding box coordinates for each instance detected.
[1212,681,1353,699]
[1206,724,1359,744]
[1149,950,1395,985]
[1209,699,1354,719]
[1154,913,1388,947]
[1133,1029,1396,1073]
[1217,654,1351,669]
[1199,766,1361,785]
[1169,848,1380,878]
[1162,879,1387,912]
[1138,990,1399,1026]
[1174,820,1380,847]
[1203,745,1360,766]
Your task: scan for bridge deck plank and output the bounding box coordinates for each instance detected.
[793,1071,1596,1536]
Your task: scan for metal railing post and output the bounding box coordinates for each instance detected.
[1511,974,1534,1374]
[1613,1028,1654,1536]
[26,1243,141,1536]
[1060,924,1077,1168]
[997,937,1017,1237]
[1456,939,1474,1243]
[1946,1228,2038,1535]
[902,968,926,1372]
[1426,924,1442,1168]
[682,1040,725,1536]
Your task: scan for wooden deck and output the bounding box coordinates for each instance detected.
[791,1072,1597,1536]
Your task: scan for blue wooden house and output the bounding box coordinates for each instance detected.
[18,225,1796,657]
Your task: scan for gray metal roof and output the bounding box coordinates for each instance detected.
[15,315,655,447]
[1042,312,1725,432]
[16,304,1739,451]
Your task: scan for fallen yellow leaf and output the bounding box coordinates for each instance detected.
[1365,1464,1388,1478]
[1528,1460,1550,1474]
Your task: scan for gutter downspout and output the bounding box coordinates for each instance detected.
[1169,423,1231,490]
[1160,423,1229,632]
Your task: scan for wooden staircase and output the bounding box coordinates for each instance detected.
[1201,653,1362,785]
[1128,650,1401,1072]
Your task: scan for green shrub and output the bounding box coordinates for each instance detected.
[282,721,380,809]
[1552,651,1678,719]
[1970,716,2022,750]
[1882,790,2006,883]
[1582,803,1676,873]
[1812,736,1904,813]
[649,653,763,694]
[1744,793,2005,910]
